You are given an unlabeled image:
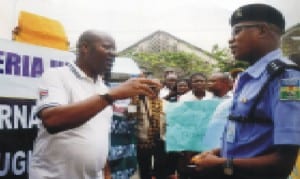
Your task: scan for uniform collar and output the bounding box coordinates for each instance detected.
[67,62,103,82]
[245,49,282,79]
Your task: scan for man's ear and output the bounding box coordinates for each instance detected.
[258,23,269,37]
[79,41,89,54]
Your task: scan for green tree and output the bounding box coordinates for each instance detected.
[210,44,249,72]
[123,51,214,78]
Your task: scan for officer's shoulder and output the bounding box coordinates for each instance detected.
[278,58,300,76]
[282,67,300,80]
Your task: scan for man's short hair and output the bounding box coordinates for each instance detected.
[190,72,207,81]
[164,67,176,73]
[230,3,285,32]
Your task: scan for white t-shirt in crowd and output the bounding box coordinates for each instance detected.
[29,63,113,179]
[159,86,171,98]
[178,90,214,102]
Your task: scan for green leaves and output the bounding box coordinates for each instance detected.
[124,51,213,78]
[121,44,249,79]
[211,44,249,72]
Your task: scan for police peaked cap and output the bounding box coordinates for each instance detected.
[230,4,285,32]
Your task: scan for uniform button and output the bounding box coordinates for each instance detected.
[241,97,247,103]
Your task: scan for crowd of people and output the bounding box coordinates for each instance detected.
[132,65,237,179]
[28,3,300,179]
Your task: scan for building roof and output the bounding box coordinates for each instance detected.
[118,30,213,58]
[282,23,300,55]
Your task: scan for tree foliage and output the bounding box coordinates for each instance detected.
[123,51,214,78]
[120,44,249,79]
[210,44,249,72]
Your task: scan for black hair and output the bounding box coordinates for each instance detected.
[189,72,207,81]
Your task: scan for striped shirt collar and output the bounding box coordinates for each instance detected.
[67,62,103,82]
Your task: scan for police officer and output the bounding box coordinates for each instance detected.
[191,4,300,179]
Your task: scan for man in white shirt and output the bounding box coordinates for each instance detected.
[200,72,234,151]
[207,72,233,99]
[159,73,178,99]
[29,30,160,179]
[179,72,213,102]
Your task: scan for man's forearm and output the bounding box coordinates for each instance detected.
[232,145,298,177]
[40,94,110,133]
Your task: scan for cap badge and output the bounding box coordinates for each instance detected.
[235,8,243,17]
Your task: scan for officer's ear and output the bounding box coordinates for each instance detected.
[258,23,273,37]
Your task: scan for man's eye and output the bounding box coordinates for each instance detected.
[232,27,242,35]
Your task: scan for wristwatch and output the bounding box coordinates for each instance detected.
[100,93,114,105]
[223,158,234,175]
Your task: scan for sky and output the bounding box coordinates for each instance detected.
[0,0,299,52]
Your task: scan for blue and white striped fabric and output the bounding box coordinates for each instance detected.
[108,115,138,179]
